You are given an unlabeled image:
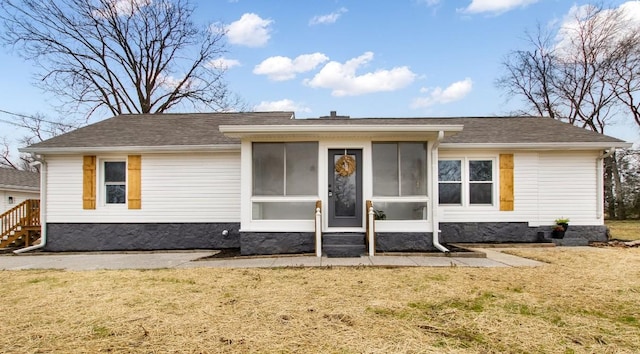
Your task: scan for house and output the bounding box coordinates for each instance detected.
[0,168,39,214]
[19,111,631,255]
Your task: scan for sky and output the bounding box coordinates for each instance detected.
[1,0,639,159]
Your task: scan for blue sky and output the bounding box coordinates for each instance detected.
[1,0,639,158]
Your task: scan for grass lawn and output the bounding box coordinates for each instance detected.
[0,247,640,353]
[1,247,639,353]
[606,219,640,240]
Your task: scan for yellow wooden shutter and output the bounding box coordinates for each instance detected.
[127,155,141,209]
[500,154,514,211]
[82,156,96,210]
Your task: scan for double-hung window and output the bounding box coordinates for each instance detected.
[372,142,428,220]
[438,158,494,206]
[104,161,126,204]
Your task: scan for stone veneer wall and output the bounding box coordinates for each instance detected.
[439,222,608,243]
[45,223,240,251]
[240,232,315,255]
[376,232,436,252]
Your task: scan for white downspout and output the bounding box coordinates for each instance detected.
[595,147,616,220]
[15,156,47,254]
[431,131,449,253]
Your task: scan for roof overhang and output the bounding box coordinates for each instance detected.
[19,144,241,155]
[440,142,633,150]
[219,124,465,139]
[0,184,40,193]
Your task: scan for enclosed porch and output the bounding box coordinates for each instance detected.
[220,120,464,256]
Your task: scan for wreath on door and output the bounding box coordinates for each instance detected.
[335,155,356,177]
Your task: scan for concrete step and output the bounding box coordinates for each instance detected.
[323,245,366,258]
[323,233,365,246]
[322,233,367,257]
[552,237,589,246]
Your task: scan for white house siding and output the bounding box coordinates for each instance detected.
[1,190,39,215]
[45,152,241,223]
[537,151,601,225]
[1,190,40,232]
[438,150,601,226]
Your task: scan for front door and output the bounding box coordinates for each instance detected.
[328,149,363,227]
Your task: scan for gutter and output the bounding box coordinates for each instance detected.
[595,147,616,220]
[14,156,47,254]
[431,131,449,253]
[20,143,241,155]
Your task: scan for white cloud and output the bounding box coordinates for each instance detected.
[253,99,311,112]
[411,78,473,108]
[253,53,329,81]
[94,0,151,17]
[309,8,348,26]
[226,13,273,47]
[555,2,640,58]
[461,0,539,15]
[305,52,416,96]
[206,57,241,70]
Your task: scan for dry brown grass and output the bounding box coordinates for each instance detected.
[1,247,640,353]
[607,220,640,240]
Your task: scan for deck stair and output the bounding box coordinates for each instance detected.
[322,233,366,258]
[0,199,41,249]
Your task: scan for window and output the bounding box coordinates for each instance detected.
[372,142,427,196]
[253,142,318,196]
[438,160,462,204]
[439,158,494,206]
[469,160,493,204]
[104,161,126,204]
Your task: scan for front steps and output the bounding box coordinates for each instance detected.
[322,233,366,258]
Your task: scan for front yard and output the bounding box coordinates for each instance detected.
[1,246,639,353]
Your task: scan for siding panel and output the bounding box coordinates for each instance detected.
[46,152,241,223]
[439,150,600,225]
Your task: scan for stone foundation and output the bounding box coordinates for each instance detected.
[45,223,240,251]
[375,232,436,252]
[440,222,608,243]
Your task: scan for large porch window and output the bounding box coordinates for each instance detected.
[252,142,318,220]
[372,142,428,220]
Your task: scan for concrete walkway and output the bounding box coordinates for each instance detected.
[0,249,544,271]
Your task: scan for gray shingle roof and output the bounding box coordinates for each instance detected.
[0,168,40,191]
[21,112,628,152]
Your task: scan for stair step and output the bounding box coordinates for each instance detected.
[322,233,367,257]
[552,237,589,246]
[323,245,366,258]
[323,233,365,246]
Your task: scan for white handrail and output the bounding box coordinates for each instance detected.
[315,206,322,257]
[368,206,375,256]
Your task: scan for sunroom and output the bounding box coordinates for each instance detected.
[219,121,463,256]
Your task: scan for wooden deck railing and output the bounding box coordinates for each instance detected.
[1,199,40,247]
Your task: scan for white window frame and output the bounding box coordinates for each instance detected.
[438,156,497,208]
[371,141,429,222]
[99,158,127,207]
[250,142,319,222]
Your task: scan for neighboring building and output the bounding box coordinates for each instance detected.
[0,168,40,214]
[20,112,631,255]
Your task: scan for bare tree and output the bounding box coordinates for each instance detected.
[496,26,560,119]
[0,110,80,171]
[0,0,239,119]
[497,3,640,219]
